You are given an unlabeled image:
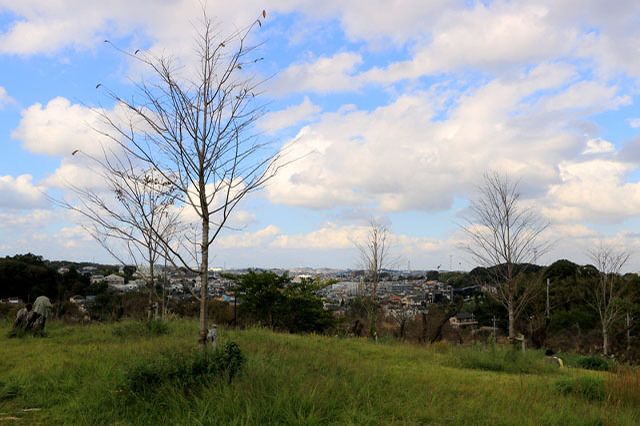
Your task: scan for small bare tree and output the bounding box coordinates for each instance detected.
[586,244,631,355]
[95,10,283,348]
[460,172,550,341]
[60,149,179,321]
[355,219,392,338]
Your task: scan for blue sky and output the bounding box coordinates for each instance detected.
[1,0,640,271]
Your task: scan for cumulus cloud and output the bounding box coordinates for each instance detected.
[0,174,48,209]
[0,86,15,109]
[216,225,281,249]
[259,97,321,133]
[0,0,271,55]
[582,138,615,155]
[269,52,362,95]
[12,97,112,157]
[0,209,56,228]
[267,64,614,212]
[544,159,640,223]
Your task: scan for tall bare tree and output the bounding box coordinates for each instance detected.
[460,172,550,341]
[586,244,631,355]
[95,11,283,348]
[356,219,392,338]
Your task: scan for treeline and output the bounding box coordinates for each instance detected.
[2,253,640,360]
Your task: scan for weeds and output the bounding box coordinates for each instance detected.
[605,366,640,408]
[112,319,169,337]
[445,343,558,374]
[555,376,605,401]
[1,320,639,424]
[0,381,20,401]
[123,341,245,395]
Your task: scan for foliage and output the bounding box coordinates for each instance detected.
[0,254,58,300]
[230,270,334,333]
[574,355,613,371]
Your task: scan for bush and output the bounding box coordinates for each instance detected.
[112,319,170,337]
[123,342,245,395]
[575,355,612,371]
[555,376,605,401]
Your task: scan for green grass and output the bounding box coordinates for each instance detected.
[1,319,639,425]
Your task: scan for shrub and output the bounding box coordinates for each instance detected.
[575,355,612,372]
[123,342,245,395]
[555,376,605,401]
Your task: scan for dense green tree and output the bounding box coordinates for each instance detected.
[230,271,334,333]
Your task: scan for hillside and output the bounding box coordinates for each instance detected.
[1,320,639,425]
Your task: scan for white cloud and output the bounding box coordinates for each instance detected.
[0,0,267,55]
[544,159,640,223]
[0,209,56,228]
[582,138,615,155]
[269,52,362,95]
[259,97,321,133]
[0,174,48,209]
[628,118,640,128]
[268,65,591,212]
[537,81,628,113]
[216,225,281,249]
[12,97,110,157]
[0,86,15,109]
[41,159,109,190]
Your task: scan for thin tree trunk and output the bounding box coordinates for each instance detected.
[508,295,515,342]
[603,325,609,355]
[199,219,209,350]
[148,259,154,322]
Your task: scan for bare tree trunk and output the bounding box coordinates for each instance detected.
[508,294,515,342]
[199,219,209,349]
[148,258,154,321]
[603,325,609,355]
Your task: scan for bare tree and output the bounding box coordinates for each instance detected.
[355,219,393,338]
[586,244,631,355]
[460,172,550,341]
[60,149,179,321]
[94,11,283,348]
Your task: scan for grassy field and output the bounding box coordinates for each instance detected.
[1,319,639,425]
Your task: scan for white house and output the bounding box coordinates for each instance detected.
[104,274,125,286]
